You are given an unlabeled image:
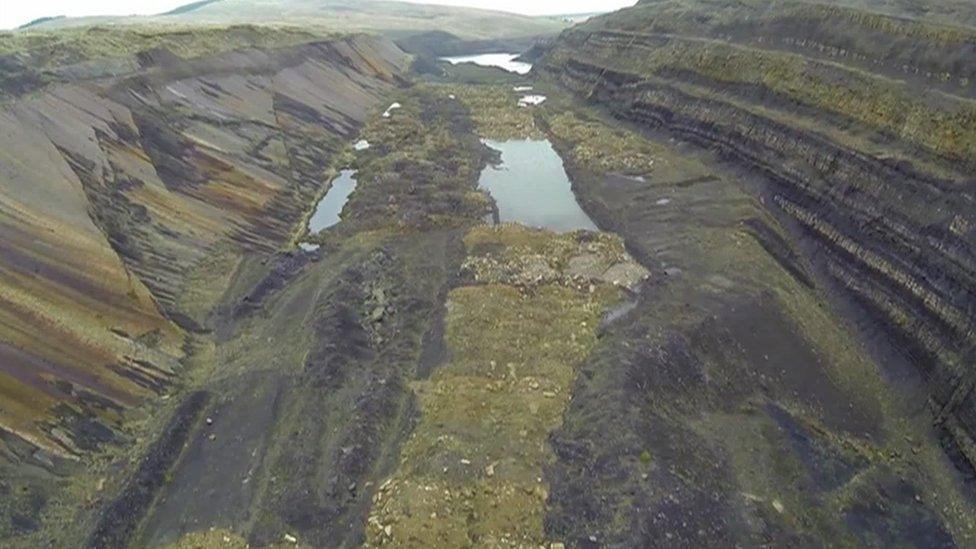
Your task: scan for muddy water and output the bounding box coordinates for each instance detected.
[308,170,357,233]
[479,139,598,232]
[441,53,532,74]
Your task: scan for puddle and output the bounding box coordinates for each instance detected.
[441,53,532,75]
[479,139,597,232]
[308,170,358,234]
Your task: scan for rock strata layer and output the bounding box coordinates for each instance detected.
[536,0,976,482]
[0,32,409,539]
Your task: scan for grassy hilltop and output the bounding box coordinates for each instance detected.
[14,0,567,40]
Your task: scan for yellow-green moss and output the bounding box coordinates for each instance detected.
[547,111,659,174]
[365,226,626,547]
[555,33,976,165]
[434,84,544,140]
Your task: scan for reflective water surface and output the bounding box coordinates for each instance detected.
[479,139,597,232]
[441,53,532,74]
[308,169,358,233]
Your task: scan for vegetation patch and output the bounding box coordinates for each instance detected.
[0,25,327,69]
[365,224,629,547]
[544,111,659,175]
[547,30,976,167]
[433,84,545,140]
[305,86,492,245]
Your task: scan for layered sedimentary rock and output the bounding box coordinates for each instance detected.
[0,32,408,470]
[93,86,492,548]
[536,0,976,474]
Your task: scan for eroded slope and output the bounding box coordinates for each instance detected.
[0,31,408,543]
[427,77,976,545]
[536,0,976,487]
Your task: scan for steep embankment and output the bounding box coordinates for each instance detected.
[537,0,976,477]
[0,29,408,542]
[125,85,494,549]
[421,75,974,544]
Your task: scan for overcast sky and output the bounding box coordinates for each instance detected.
[2,1,638,29]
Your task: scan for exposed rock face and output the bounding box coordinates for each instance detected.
[0,34,408,465]
[107,86,492,549]
[536,0,976,481]
[5,2,976,545]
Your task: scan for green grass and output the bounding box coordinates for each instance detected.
[0,24,329,68]
[11,0,567,41]
[549,29,976,167]
[433,84,545,140]
[366,226,629,547]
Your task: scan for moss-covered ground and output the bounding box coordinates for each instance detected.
[431,84,545,140]
[0,24,329,71]
[365,226,639,547]
[545,27,976,172]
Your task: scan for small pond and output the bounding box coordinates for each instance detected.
[441,53,532,75]
[308,169,358,233]
[479,139,597,233]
